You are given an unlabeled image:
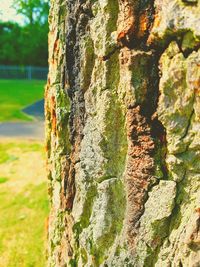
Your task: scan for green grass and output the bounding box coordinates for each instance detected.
[0,143,19,164]
[0,80,45,121]
[0,184,49,267]
[0,177,8,184]
[0,139,49,267]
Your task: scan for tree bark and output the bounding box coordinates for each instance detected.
[46,0,200,266]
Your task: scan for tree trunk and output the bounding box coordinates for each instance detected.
[45,0,200,266]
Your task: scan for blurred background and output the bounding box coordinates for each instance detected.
[0,1,49,266]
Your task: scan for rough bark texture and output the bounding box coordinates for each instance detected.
[46,0,200,266]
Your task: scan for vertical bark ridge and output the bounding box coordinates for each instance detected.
[63,0,93,211]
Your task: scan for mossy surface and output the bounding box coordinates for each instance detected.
[47,0,200,266]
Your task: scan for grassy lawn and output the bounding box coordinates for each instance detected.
[0,80,45,122]
[0,139,49,267]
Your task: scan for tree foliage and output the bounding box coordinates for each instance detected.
[12,0,49,25]
[0,21,48,66]
[0,0,49,66]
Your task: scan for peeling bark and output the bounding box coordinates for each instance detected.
[125,106,155,250]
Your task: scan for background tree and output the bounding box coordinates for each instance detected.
[0,22,21,65]
[46,0,200,266]
[0,0,49,66]
[0,21,48,66]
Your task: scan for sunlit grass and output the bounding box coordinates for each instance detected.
[0,139,49,267]
[0,80,45,122]
[0,177,8,184]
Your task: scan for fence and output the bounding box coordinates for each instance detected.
[0,65,48,80]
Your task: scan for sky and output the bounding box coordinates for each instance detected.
[0,0,24,24]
